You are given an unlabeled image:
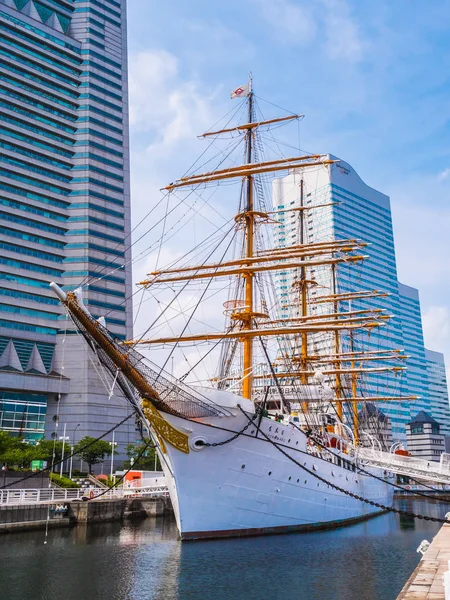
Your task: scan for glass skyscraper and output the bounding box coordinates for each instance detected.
[0,0,134,451]
[425,349,450,437]
[273,158,450,440]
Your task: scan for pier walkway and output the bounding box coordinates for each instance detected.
[356,448,450,487]
[397,523,450,599]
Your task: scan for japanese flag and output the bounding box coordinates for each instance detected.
[230,84,250,99]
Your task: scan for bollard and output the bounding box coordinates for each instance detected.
[417,540,430,555]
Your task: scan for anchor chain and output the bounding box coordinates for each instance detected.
[199,410,259,447]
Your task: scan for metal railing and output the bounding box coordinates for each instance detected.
[356,447,450,485]
[0,486,169,505]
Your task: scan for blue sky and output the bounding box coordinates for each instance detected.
[125,0,450,367]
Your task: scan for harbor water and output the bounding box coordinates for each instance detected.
[0,498,448,600]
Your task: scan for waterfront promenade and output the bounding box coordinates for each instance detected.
[397,523,450,599]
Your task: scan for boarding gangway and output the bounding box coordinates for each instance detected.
[355,447,450,486]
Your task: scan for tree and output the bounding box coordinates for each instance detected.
[124,440,160,471]
[34,440,64,471]
[0,431,14,455]
[0,438,42,470]
[0,433,38,469]
[74,436,111,473]
[0,433,67,471]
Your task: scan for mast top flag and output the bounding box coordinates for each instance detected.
[230,83,251,99]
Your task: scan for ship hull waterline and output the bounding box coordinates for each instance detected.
[157,409,394,541]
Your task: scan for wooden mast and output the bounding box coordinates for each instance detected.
[349,300,359,444]
[331,261,343,420]
[299,178,308,386]
[242,78,254,401]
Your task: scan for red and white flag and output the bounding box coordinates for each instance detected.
[230,83,250,99]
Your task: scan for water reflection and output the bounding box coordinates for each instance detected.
[0,500,447,600]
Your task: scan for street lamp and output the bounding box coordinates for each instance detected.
[109,431,118,479]
[69,423,81,480]
[59,423,69,477]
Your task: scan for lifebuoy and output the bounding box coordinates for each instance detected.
[89,490,95,499]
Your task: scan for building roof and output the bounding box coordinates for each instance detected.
[409,411,440,425]
[358,403,389,422]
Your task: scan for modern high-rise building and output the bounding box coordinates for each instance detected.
[425,349,450,437]
[272,157,450,441]
[0,0,135,454]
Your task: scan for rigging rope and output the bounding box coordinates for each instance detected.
[91,439,156,501]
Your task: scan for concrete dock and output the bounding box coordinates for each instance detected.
[397,524,450,599]
[0,497,173,533]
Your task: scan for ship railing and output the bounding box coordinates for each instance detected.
[355,447,450,483]
[0,486,169,505]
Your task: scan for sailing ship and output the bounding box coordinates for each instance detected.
[50,80,417,540]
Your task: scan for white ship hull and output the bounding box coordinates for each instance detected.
[159,410,394,540]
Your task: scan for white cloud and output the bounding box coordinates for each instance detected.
[128,50,216,152]
[439,168,450,181]
[320,0,366,62]
[251,0,317,45]
[423,306,450,355]
[391,199,450,287]
[184,21,256,66]
[251,0,364,61]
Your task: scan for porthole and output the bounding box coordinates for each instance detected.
[288,476,291,481]
[268,471,272,476]
[331,471,335,477]
[304,480,307,484]
[312,464,317,471]
[269,426,272,431]
[296,441,298,445]
[317,483,320,487]
[297,479,300,483]
[241,464,245,469]
[288,439,291,443]
[190,436,208,451]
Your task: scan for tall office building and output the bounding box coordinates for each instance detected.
[425,349,450,437]
[272,158,450,440]
[0,0,135,454]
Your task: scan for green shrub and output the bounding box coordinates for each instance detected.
[50,472,79,488]
[71,469,88,477]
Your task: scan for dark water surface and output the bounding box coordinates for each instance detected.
[0,499,447,600]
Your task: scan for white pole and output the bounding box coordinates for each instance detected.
[69,446,73,480]
[70,423,80,481]
[110,431,115,479]
[60,423,66,477]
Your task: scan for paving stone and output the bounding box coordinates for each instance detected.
[398,524,450,599]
